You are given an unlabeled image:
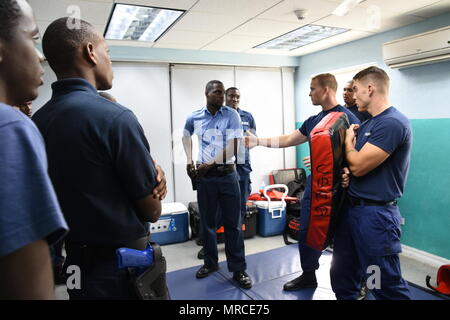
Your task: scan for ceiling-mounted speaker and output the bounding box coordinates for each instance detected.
[294,9,308,21]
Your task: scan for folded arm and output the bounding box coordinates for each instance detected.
[345,124,390,177]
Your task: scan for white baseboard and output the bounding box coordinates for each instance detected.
[401,244,450,268]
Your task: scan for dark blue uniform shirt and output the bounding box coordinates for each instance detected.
[299,104,361,138]
[33,78,158,245]
[347,104,371,123]
[349,107,412,202]
[236,108,256,177]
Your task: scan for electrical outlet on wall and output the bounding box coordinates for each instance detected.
[401,218,406,225]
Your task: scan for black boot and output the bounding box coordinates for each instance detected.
[357,282,369,300]
[233,271,252,289]
[197,248,204,260]
[283,271,317,291]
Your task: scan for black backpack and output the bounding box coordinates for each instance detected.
[283,213,300,245]
[283,175,307,245]
[286,179,305,199]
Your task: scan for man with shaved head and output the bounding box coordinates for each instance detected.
[33,17,168,299]
[0,0,68,299]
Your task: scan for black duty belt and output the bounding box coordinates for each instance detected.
[204,164,236,177]
[65,234,150,260]
[347,196,397,207]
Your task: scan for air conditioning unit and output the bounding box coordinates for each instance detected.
[383,26,450,69]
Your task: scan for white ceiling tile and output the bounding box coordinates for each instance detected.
[258,0,340,23]
[406,0,450,18]
[315,5,425,32]
[170,11,249,33]
[202,34,272,52]
[157,30,221,46]
[29,0,112,24]
[116,0,198,10]
[231,19,304,38]
[153,42,203,50]
[191,0,282,16]
[361,0,442,14]
[382,14,426,31]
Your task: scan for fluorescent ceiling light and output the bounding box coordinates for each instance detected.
[104,3,184,42]
[332,0,365,17]
[255,25,349,51]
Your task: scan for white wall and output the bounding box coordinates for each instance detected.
[108,62,174,202]
[33,61,296,206]
[33,62,56,112]
[281,67,297,169]
[234,66,284,192]
[170,64,235,205]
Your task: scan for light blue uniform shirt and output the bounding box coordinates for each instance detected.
[184,106,243,164]
[0,103,68,257]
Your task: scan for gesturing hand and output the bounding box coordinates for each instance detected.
[244,131,258,149]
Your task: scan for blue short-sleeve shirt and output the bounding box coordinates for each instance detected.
[349,107,412,201]
[32,78,158,245]
[0,104,68,257]
[299,105,361,138]
[184,106,243,164]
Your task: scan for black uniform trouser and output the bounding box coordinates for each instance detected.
[64,245,138,300]
[238,174,251,220]
[197,171,246,272]
[199,173,251,238]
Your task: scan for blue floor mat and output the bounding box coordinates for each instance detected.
[166,244,446,300]
[166,264,252,300]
